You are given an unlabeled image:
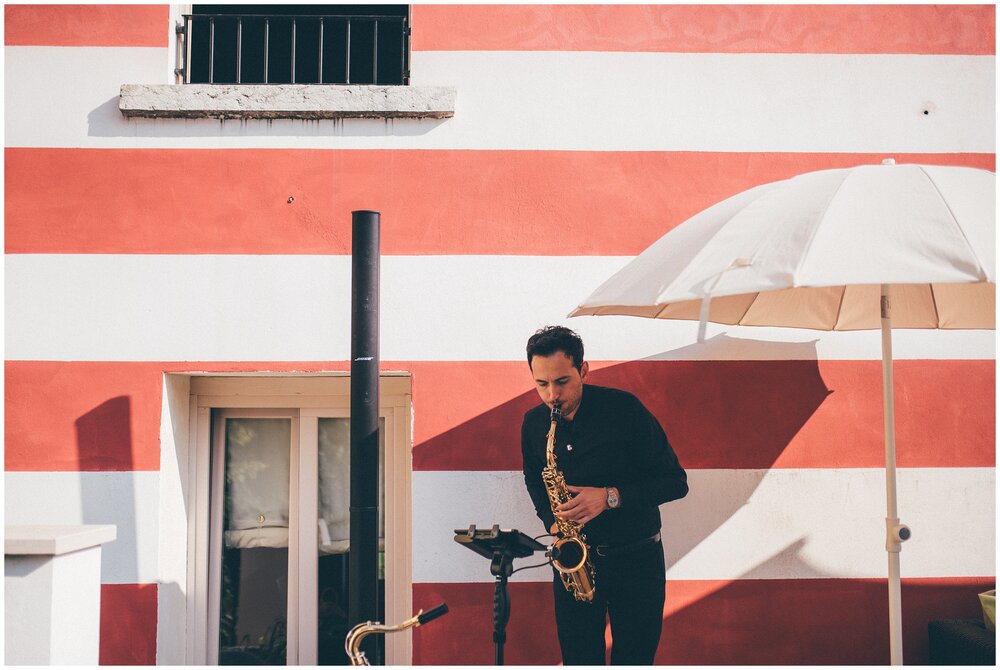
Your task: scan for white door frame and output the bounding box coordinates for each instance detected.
[185,375,413,665]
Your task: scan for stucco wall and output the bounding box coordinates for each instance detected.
[4,3,995,665]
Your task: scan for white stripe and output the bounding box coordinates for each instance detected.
[5,47,994,151]
[412,468,996,583]
[5,254,996,361]
[4,471,160,585]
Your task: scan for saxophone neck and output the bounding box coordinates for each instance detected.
[345,623,375,666]
[345,618,415,665]
[344,605,449,665]
[545,417,559,467]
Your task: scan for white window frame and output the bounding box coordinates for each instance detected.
[185,375,412,665]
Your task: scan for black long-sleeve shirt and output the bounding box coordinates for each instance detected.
[521,384,688,547]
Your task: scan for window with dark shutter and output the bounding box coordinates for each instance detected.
[181,5,409,85]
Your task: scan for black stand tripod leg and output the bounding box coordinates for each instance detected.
[493,574,511,665]
[490,551,514,665]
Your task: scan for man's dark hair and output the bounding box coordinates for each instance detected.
[526,325,585,371]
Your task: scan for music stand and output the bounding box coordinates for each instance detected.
[454,524,547,665]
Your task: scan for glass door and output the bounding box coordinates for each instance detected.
[298,409,393,664]
[210,410,299,665]
[206,403,406,665]
[311,415,385,664]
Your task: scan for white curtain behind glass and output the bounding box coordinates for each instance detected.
[318,418,385,554]
[222,416,385,552]
[224,418,291,549]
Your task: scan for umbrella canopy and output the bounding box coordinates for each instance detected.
[570,161,996,665]
[572,162,995,330]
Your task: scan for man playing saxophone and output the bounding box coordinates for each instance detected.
[521,326,688,665]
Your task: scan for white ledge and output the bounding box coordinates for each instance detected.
[6,525,117,556]
[119,83,456,120]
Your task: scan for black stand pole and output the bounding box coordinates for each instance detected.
[350,210,381,665]
[490,550,515,666]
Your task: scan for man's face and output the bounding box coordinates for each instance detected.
[529,351,589,420]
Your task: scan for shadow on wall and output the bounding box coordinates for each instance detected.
[413,542,834,665]
[413,335,831,475]
[74,397,139,575]
[88,96,448,139]
[657,561,992,665]
[414,543,992,665]
[75,396,133,468]
[75,396,157,665]
[75,397,140,587]
[411,335,836,663]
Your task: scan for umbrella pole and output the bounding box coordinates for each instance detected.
[880,284,908,665]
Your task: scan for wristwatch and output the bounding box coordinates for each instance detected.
[606,486,621,509]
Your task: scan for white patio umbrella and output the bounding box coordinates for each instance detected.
[569,160,995,665]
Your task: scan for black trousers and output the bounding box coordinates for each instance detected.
[552,539,666,665]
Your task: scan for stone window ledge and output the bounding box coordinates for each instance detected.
[119,84,456,120]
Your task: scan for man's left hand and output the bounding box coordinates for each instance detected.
[557,485,608,525]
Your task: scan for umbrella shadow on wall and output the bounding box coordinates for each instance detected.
[655,538,871,666]
[655,538,992,665]
[413,333,832,557]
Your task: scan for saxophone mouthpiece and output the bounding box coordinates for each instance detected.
[550,403,563,422]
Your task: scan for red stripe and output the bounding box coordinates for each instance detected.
[5,5,169,47]
[411,5,996,55]
[5,149,994,255]
[5,360,994,472]
[413,577,993,665]
[5,361,165,471]
[410,359,995,470]
[100,583,157,665]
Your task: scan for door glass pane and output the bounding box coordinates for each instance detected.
[316,417,385,664]
[219,418,291,665]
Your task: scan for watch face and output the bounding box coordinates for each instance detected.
[607,489,620,508]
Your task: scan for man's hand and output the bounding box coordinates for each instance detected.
[556,485,608,526]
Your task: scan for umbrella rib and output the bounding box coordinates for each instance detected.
[790,169,853,284]
[918,165,990,281]
[929,283,941,328]
[653,181,779,308]
[832,285,849,331]
[734,292,760,326]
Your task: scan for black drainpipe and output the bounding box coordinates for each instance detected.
[349,209,381,663]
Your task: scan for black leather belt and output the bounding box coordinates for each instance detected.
[595,532,661,557]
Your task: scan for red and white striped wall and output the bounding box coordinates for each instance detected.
[5,4,995,665]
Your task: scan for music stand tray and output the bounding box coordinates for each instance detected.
[454,525,546,564]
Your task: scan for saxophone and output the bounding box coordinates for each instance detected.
[541,404,596,602]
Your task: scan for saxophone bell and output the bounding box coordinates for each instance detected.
[549,535,589,573]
